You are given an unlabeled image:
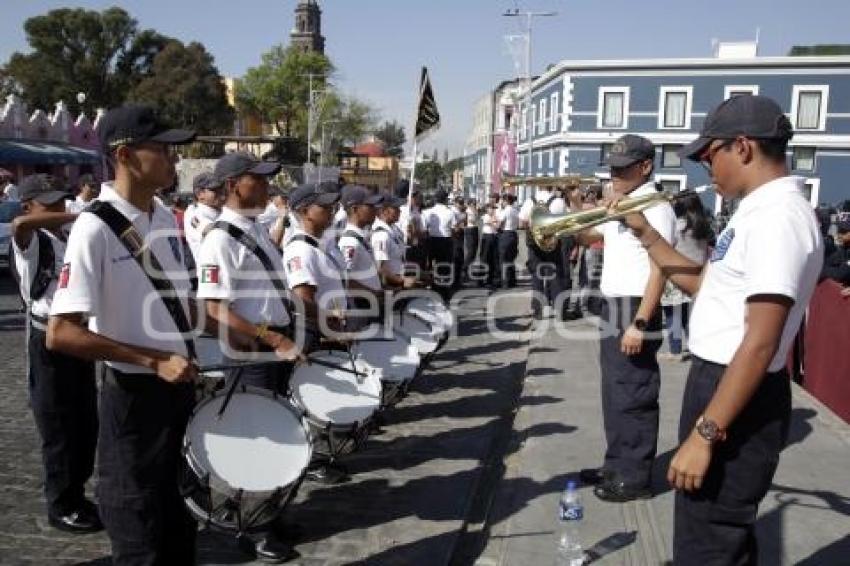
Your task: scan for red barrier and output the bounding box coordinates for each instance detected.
[802,280,850,423]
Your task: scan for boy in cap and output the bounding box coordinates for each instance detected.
[12,175,100,533]
[184,171,223,262]
[65,173,99,213]
[48,105,199,563]
[621,95,823,564]
[372,194,417,289]
[572,134,677,502]
[422,188,458,301]
[337,185,385,322]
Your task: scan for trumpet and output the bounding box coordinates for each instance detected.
[529,190,694,252]
[501,174,599,189]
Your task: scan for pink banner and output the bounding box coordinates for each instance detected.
[492,132,516,195]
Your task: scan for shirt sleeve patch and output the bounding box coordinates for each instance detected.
[287,257,303,272]
[58,263,71,289]
[200,264,220,284]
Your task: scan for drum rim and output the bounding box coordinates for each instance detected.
[184,386,313,497]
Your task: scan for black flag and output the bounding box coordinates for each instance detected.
[415,67,440,139]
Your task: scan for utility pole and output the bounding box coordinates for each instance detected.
[503,8,556,201]
[304,72,327,164]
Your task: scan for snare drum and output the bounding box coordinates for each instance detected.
[393,311,440,357]
[288,351,382,459]
[406,296,454,336]
[351,327,421,407]
[182,386,311,532]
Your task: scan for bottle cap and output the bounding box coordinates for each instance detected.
[567,480,577,490]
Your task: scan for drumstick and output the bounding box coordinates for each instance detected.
[308,357,367,378]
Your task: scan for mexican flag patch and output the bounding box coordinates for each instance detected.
[200,265,220,284]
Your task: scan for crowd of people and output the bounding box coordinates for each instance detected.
[4,93,849,566]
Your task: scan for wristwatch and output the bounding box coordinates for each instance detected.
[633,318,648,331]
[695,415,727,443]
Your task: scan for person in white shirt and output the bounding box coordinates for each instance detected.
[372,195,417,289]
[463,199,480,281]
[2,175,20,201]
[621,95,822,565]
[572,134,677,503]
[396,180,426,270]
[337,185,384,323]
[183,171,223,263]
[12,175,99,534]
[518,185,571,318]
[262,186,291,248]
[496,193,520,288]
[423,189,457,300]
[65,174,100,213]
[450,196,467,288]
[48,105,198,563]
[195,151,304,561]
[479,203,500,287]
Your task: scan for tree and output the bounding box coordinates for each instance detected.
[237,44,333,138]
[417,160,444,191]
[789,44,850,56]
[443,149,449,164]
[128,41,233,134]
[4,7,156,114]
[315,92,378,163]
[374,120,406,158]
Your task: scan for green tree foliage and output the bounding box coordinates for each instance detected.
[237,44,334,138]
[128,41,233,134]
[313,92,378,163]
[417,160,444,191]
[789,44,850,56]
[374,120,406,158]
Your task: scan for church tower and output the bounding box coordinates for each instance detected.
[290,0,325,55]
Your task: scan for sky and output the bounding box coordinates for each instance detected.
[2,0,850,157]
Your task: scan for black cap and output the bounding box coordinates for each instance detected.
[192,172,221,192]
[604,134,656,167]
[340,184,383,207]
[289,183,340,209]
[18,174,72,205]
[98,104,195,151]
[379,195,405,208]
[680,95,794,161]
[836,219,850,233]
[77,173,97,187]
[214,151,281,183]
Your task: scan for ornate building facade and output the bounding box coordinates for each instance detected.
[290,0,325,55]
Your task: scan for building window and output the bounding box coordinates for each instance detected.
[597,87,629,129]
[658,86,693,129]
[550,92,560,132]
[792,86,829,131]
[724,85,759,99]
[521,107,528,140]
[803,178,820,206]
[655,174,687,192]
[661,145,682,168]
[538,99,547,134]
[599,143,614,165]
[793,147,816,171]
[537,151,543,169]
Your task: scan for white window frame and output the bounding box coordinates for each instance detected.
[538,99,547,135]
[791,85,829,131]
[724,85,759,99]
[658,86,694,130]
[803,177,820,207]
[550,92,560,132]
[520,107,528,140]
[597,86,630,129]
[537,151,543,169]
[654,174,688,192]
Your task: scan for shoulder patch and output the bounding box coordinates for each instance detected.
[58,263,71,289]
[287,257,303,272]
[200,264,220,284]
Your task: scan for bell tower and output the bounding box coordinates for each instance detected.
[290,0,325,54]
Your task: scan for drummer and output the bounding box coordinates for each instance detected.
[371,194,418,290]
[282,183,347,348]
[195,151,305,562]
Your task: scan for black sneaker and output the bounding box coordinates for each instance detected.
[48,502,103,534]
[593,480,652,503]
[579,467,611,486]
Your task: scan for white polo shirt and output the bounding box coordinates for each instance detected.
[13,230,66,319]
[338,223,382,290]
[51,182,193,374]
[599,182,678,298]
[498,204,520,231]
[196,206,291,327]
[283,228,348,312]
[184,202,220,261]
[371,219,405,276]
[423,203,457,238]
[688,176,823,372]
[452,205,467,230]
[518,190,565,224]
[65,196,91,214]
[465,206,478,228]
[399,204,422,244]
[482,212,498,235]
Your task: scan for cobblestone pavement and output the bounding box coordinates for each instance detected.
[0,273,533,566]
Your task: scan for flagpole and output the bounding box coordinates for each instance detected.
[407,136,418,210]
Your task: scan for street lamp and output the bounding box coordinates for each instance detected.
[503,8,556,201]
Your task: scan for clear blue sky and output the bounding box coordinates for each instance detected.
[2,0,849,157]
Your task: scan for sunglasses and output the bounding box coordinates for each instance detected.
[699,139,735,173]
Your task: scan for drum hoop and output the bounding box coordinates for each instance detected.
[184,386,313,498]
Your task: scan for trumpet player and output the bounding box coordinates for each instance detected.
[572,134,678,503]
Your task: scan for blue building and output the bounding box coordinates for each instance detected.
[515,49,850,210]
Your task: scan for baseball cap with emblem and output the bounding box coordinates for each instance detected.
[604,134,656,167]
[98,104,195,151]
[192,172,221,193]
[289,183,340,209]
[213,151,281,183]
[679,95,794,161]
[18,174,72,205]
[378,194,405,208]
[340,185,383,208]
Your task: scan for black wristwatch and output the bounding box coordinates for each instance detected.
[633,318,647,331]
[696,415,727,443]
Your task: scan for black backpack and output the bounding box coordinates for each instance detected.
[10,229,56,305]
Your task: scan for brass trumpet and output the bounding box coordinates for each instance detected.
[502,174,598,188]
[529,190,695,252]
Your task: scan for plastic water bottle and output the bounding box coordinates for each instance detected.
[555,480,585,566]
